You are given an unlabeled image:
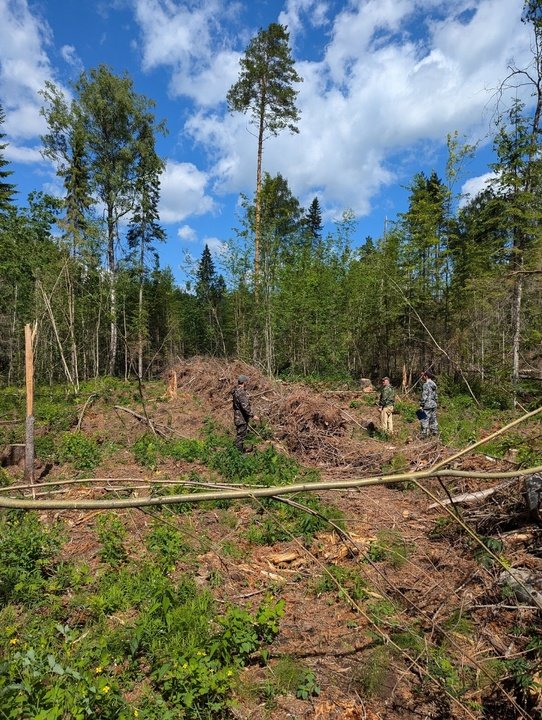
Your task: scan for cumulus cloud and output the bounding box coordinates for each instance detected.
[460,171,495,205]
[278,0,331,46]
[159,160,216,223]
[183,0,532,217]
[177,224,197,241]
[0,0,59,140]
[132,0,239,105]
[0,0,535,232]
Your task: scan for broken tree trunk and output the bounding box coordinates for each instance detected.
[24,323,36,495]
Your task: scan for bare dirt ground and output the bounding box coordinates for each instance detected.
[15,358,542,719]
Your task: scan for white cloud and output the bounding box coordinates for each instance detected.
[204,236,226,255]
[132,0,239,105]
[184,0,532,217]
[460,171,495,205]
[60,44,82,68]
[171,50,241,107]
[177,224,197,241]
[0,0,58,140]
[159,160,216,223]
[278,0,330,46]
[0,0,535,233]
[3,142,44,164]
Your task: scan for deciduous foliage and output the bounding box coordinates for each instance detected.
[42,66,166,375]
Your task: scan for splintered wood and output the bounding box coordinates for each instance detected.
[165,370,178,398]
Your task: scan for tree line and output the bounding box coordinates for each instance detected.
[0,8,540,400]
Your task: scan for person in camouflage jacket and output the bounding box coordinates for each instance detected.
[232,375,258,452]
[419,370,438,437]
[378,376,396,435]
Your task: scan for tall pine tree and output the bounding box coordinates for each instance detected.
[227,24,302,366]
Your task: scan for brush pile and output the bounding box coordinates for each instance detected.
[168,357,349,464]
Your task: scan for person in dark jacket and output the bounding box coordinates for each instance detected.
[232,375,258,452]
[419,370,438,437]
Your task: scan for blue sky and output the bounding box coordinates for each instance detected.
[0,0,535,284]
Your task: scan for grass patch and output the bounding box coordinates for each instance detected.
[310,563,368,601]
[366,529,411,568]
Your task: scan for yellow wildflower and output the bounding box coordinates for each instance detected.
[101,685,110,694]
[95,666,103,674]
[9,638,18,645]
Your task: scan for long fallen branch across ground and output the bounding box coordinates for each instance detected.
[0,463,541,510]
[1,405,540,510]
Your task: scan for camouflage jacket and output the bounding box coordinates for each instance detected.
[232,386,252,425]
[378,384,396,407]
[420,379,438,409]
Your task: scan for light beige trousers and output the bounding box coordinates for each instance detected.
[380,405,394,434]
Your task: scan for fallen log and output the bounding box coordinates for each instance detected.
[427,480,515,509]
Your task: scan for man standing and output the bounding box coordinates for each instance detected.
[232,375,258,452]
[419,370,438,437]
[378,376,396,435]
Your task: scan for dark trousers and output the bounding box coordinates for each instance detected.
[235,422,248,451]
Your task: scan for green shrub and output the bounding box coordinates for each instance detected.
[0,466,11,487]
[35,434,55,462]
[352,645,393,698]
[144,520,190,569]
[310,564,367,601]
[0,511,63,605]
[36,399,74,431]
[366,529,410,568]
[58,432,101,471]
[395,400,417,423]
[167,438,205,462]
[268,656,320,699]
[96,513,127,566]
[133,434,163,469]
[0,646,129,720]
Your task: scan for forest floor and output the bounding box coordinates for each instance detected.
[2,358,542,719]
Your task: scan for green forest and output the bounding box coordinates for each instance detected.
[0,14,540,402]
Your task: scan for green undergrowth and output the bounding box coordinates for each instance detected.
[0,508,286,719]
[244,494,345,545]
[132,424,317,487]
[0,378,164,452]
[259,656,320,705]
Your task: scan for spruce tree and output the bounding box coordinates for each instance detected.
[127,115,166,377]
[195,245,227,355]
[0,105,16,214]
[304,196,323,245]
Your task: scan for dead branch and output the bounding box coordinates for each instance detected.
[76,393,97,431]
[114,405,171,439]
[1,462,541,510]
[427,480,516,509]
